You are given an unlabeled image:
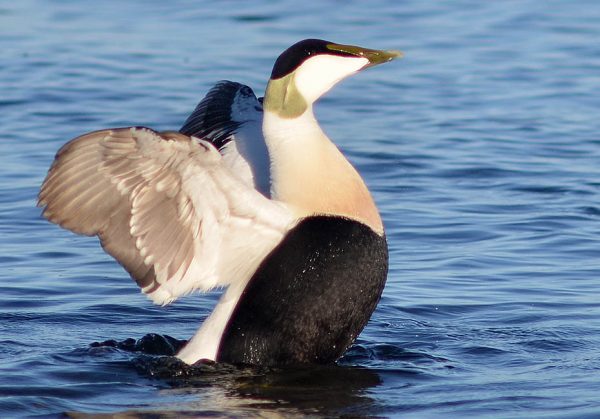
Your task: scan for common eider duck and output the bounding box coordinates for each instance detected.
[38,39,401,366]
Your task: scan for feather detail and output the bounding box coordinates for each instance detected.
[38,127,294,305]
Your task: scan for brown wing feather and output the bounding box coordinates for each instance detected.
[39,131,123,235]
[38,128,209,302]
[38,126,293,305]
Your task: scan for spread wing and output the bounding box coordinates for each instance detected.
[38,127,293,305]
[180,81,271,197]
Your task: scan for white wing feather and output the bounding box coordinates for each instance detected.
[38,127,293,305]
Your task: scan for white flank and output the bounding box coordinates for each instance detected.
[176,279,248,363]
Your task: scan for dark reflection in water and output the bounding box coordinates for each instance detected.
[85,334,384,417]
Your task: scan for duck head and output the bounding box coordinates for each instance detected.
[263,39,402,118]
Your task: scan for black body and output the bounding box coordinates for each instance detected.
[217,216,388,366]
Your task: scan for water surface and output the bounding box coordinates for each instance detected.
[2,0,600,417]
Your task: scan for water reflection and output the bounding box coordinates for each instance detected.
[162,365,381,417]
[79,334,384,417]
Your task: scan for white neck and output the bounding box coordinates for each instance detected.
[263,107,383,234]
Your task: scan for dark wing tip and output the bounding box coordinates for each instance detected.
[180,81,257,151]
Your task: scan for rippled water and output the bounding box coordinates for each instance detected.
[2,0,600,417]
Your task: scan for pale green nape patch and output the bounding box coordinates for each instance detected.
[263,73,307,119]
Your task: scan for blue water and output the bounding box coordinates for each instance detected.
[2,0,600,417]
